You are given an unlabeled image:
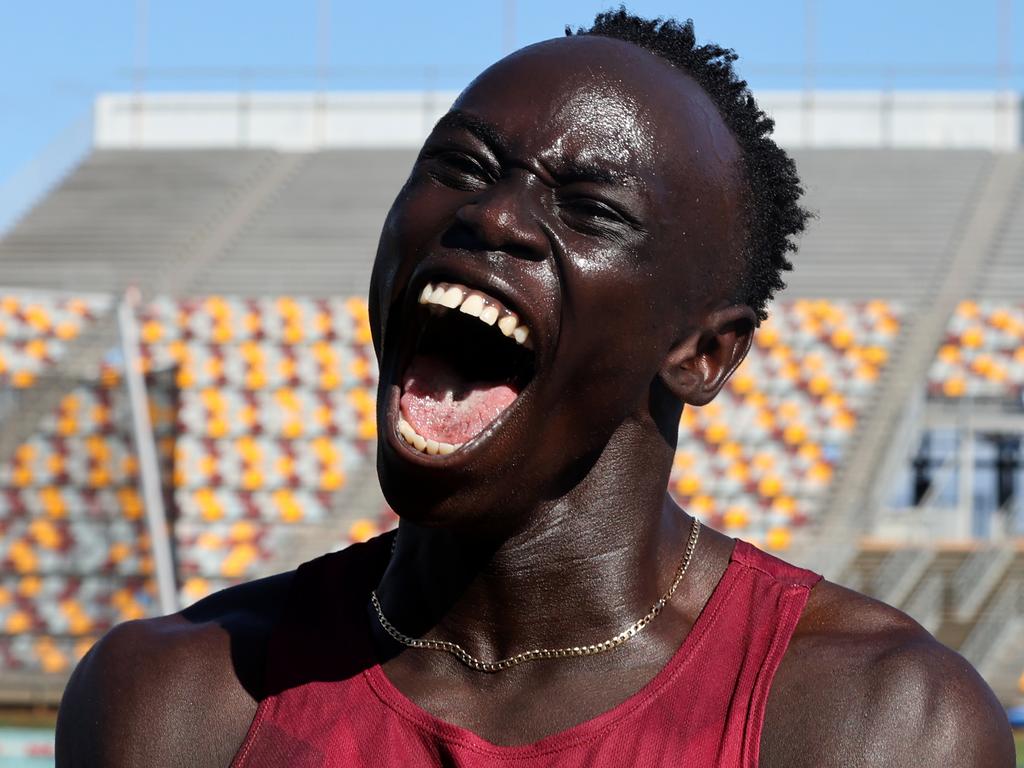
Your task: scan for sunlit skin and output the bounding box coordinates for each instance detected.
[55,35,1014,767]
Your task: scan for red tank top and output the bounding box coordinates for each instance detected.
[231,533,820,767]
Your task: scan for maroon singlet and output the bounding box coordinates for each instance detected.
[231,532,820,767]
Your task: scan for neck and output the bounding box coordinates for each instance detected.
[371,421,692,666]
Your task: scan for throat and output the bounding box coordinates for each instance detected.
[400,355,519,445]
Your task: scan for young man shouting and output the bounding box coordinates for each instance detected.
[58,10,1013,767]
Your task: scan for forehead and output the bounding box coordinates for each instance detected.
[452,35,743,196]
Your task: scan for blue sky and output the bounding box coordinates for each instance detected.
[1,1,1021,187]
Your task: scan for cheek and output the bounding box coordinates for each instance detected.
[373,178,460,305]
[390,175,461,250]
[546,266,673,434]
[560,246,678,362]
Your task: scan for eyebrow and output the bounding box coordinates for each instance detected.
[550,159,641,188]
[431,109,512,156]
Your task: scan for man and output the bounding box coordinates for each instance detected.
[57,10,1014,766]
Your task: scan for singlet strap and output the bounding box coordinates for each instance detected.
[726,539,821,767]
[730,539,822,588]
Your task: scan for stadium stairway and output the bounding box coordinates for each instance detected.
[974,156,1024,300]
[0,151,280,294]
[958,550,1024,705]
[797,152,1024,579]
[668,298,905,552]
[181,150,417,298]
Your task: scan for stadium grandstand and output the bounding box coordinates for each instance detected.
[0,87,1023,760]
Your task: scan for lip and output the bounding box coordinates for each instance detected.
[381,262,546,467]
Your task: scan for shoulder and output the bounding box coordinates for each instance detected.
[56,571,294,768]
[760,580,1015,768]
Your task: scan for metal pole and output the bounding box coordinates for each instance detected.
[422,65,437,137]
[957,407,975,540]
[119,290,178,615]
[996,0,1012,147]
[315,0,331,147]
[132,0,149,146]
[503,0,516,55]
[802,0,816,147]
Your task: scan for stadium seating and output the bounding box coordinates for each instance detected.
[1,288,1020,679]
[136,296,380,594]
[0,348,173,675]
[0,138,1020,714]
[0,151,277,294]
[927,301,1024,400]
[181,150,416,298]
[0,293,111,389]
[669,299,904,551]
[783,150,991,302]
[0,290,386,674]
[974,168,1024,300]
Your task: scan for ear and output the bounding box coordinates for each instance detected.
[659,305,756,407]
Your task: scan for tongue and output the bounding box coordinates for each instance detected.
[400,355,519,445]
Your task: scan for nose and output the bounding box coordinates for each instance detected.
[450,172,548,259]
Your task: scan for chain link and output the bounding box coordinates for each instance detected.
[370,517,701,673]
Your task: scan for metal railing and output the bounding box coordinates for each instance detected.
[0,111,93,237]
[902,572,945,635]
[960,575,1023,667]
[953,545,1017,622]
[873,548,935,608]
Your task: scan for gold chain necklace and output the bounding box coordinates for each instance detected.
[369,517,701,673]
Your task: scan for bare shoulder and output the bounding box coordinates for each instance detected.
[760,580,1015,768]
[55,571,294,768]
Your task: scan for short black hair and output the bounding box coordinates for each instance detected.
[567,8,810,322]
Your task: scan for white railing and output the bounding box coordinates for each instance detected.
[118,291,178,615]
[875,548,935,608]
[0,111,93,236]
[92,90,1024,152]
[903,572,945,635]
[959,576,1023,667]
[953,546,1017,622]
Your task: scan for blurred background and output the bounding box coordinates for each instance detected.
[1,1,1023,764]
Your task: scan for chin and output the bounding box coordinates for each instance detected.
[375,419,557,538]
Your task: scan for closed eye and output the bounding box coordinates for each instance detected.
[557,195,645,238]
[422,150,494,191]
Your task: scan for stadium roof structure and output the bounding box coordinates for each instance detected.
[91,90,1024,152]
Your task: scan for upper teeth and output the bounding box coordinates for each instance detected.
[418,282,532,348]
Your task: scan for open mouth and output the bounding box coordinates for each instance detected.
[396,280,536,457]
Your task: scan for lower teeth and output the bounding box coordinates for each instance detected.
[398,417,460,456]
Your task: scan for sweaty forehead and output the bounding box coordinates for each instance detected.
[452,35,743,193]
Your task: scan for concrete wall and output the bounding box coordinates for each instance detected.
[94,91,457,151]
[94,90,1023,151]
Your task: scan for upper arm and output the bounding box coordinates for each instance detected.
[56,615,260,768]
[56,619,171,767]
[761,583,1015,768]
[860,639,1015,767]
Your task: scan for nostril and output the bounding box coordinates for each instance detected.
[439,224,542,262]
[453,199,506,249]
[440,218,490,252]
